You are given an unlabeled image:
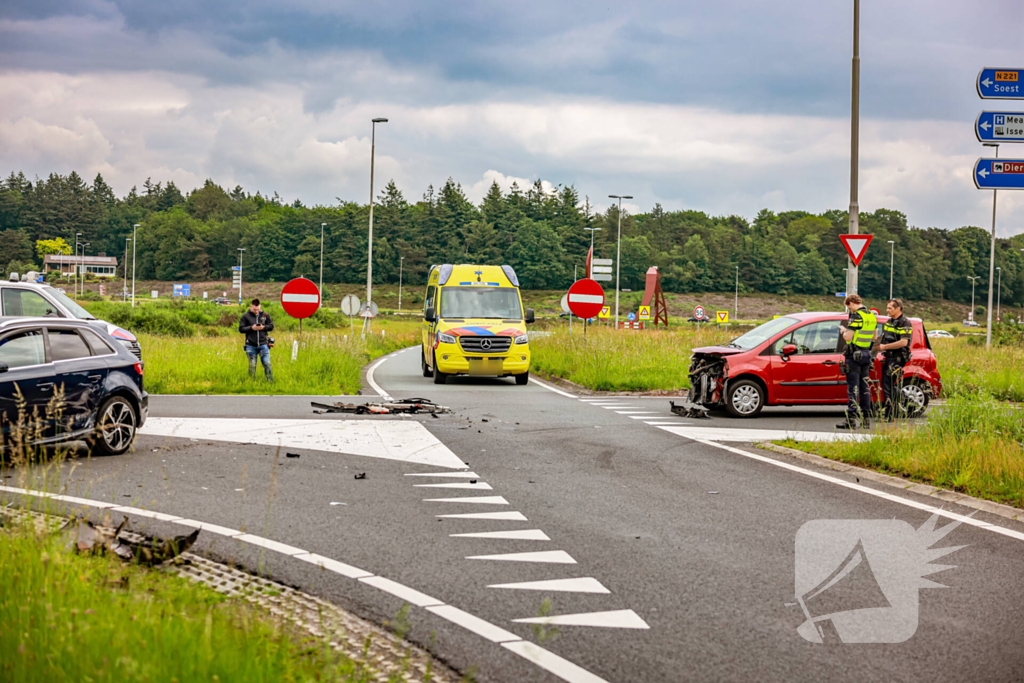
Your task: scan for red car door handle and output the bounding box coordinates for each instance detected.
[821,360,837,366]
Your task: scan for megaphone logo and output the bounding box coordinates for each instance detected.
[792,513,970,643]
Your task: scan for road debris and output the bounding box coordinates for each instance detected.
[65,517,199,565]
[286,452,300,458]
[669,400,710,419]
[311,398,451,415]
[354,472,367,480]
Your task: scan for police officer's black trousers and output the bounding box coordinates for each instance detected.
[881,360,905,419]
[845,357,872,423]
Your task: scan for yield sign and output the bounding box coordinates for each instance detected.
[840,234,874,267]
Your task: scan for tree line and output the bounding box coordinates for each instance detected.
[2,170,1023,308]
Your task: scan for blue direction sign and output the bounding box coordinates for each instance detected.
[976,112,1024,142]
[978,68,1024,99]
[974,158,1024,189]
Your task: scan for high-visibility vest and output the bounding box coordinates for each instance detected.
[848,307,878,348]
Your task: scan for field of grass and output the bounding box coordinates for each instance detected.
[929,337,1024,402]
[0,516,376,682]
[776,393,1024,508]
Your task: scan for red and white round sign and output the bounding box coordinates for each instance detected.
[280,277,321,319]
[693,305,706,320]
[567,278,605,319]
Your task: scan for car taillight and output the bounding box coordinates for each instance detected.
[134,362,144,376]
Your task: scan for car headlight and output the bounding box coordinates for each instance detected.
[437,333,457,345]
[514,334,529,345]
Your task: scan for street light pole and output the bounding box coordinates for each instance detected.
[123,238,130,302]
[983,142,999,348]
[79,243,89,298]
[237,248,246,305]
[131,223,139,308]
[997,266,1002,321]
[847,0,861,296]
[735,265,739,321]
[366,117,388,306]
[398,256,404,311]
[968,276,980,324]
[319,222,326,296]
[608,194,632,327]
[585,227,601,276]
[74,232,82,300]
[887,240,895,300]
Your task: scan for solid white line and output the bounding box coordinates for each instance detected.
[529,376,576,398]
[0,484,610,683]
[628,415,667,420]
[423,495,509,505]
[503,641,608,683]
[513,609,650,629]
[488,577,611,593]
[467,550,576,563]
[614,411,658,415]
[667,434,1024,542]
[426,605,521,643]
[438,511,529,521]
[414,482,493,490]
[405,472,481,478]
[235,534,307,556]
[451,529,550,540]
[365,353,394,401]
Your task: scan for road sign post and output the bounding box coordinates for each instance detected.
[340,294,360,336]
[567,278,605,338]
[281,277,321,334]
[359,301,379,338]
[590,258,613,282]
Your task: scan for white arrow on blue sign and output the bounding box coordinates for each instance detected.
[974,158,1024,189]
[978,68,1024,100]
[976,112,1024,142]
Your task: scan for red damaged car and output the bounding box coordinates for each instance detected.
[687,312,941,418]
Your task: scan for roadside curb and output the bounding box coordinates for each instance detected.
[755,442,1024,522]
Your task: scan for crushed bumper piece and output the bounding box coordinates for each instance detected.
[311,398,451,415]
[669,400,710,419]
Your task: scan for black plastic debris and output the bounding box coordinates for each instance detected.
[669,400,710,419]
[354,472,367,480]
[286,452,300,458]
[311,398,450,415]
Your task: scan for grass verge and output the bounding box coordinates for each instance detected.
[929,337,1024,402]
[774,393,1024,508]
[0,516,376,683]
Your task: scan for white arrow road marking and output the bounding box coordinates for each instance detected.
[281,293,320,303]
[139,418,466,468]
[405,472,481,478]
[438,511,529,521]
[451,529,550,540]
[423,495,509,504]
[979,168,990,178]
[489,577,611,593]
[414,482,493,490]
[468,550,576,563]
[513,609,650,629]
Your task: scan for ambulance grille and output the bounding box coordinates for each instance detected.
[458,336,512,354]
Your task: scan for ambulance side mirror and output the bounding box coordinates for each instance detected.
[425,307,436,323]
[525,308,535,324]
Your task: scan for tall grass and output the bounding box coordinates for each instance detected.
[781,393,1024,507]
[930,337,1024,402]
[529,326,734,392]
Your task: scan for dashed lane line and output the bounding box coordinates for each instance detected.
[0,484,610,683]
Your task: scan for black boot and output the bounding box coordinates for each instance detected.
[836,418,859,430]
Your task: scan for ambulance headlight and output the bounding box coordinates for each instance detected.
[437,333,457,345]
[514,334,529,345]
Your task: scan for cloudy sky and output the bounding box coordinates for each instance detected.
[2,0,1023,234]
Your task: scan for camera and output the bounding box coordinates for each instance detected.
[267,337,275,348]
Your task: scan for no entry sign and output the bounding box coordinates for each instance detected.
[280,277,321,319]
[567,278,605,319]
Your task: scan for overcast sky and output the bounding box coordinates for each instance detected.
[2,0,1023,234]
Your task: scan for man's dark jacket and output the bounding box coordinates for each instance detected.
[239,309,274,347]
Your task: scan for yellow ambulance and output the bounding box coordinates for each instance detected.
[421,264,534,385]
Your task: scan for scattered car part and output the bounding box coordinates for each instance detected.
[669,401,710,419]
[311,398,450,415]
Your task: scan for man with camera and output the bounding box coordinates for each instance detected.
[239,298,275,382]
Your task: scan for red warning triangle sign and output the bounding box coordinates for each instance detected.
[839,234,874,267]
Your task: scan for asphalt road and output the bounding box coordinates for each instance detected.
[5,347,1024,682]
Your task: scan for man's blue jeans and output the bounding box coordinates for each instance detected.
[245,344,273,381]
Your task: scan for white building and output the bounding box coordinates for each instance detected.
[44,254,118,277]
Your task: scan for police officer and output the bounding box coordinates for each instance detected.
[877,298,912,420]
[837,294,877,430]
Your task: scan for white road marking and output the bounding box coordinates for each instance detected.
[235,534,307,556]
[423,496,509,505]
[657,425,872,443]
[414,482,493,490]
[365,352,395,400]
[614,411,658,415]
[628,415,668,419]
[140,417,467,469]
[425,605,520,643]
[467,550,576,563]
[643,421,690,426]
[438,511,529,521]
[0,484,610,683]
[502,641,608,683]
[405,472,481,478]
[666,435,1024,542]
[451,529,550,540]
[489,577,611,593]
[529,376,577,398]
[513,609,650,629]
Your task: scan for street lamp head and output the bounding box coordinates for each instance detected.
[887,240,894,244]
[372,118,388,123]
[133,224,140,228]
[321,222,327,227]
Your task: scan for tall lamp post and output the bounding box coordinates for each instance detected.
[968,275,980,324]
[319,222,326,297]
[237,248,246,305]
[77,243,89,299]
[366,117,388,306]
[983,142,999,348]
[74,232,82,299]
[131,223,139,308]
[847,0,861,296]
[608,194,632,326]
[996,266,1002,321]
[887,240,895,299]
[123,238,131,302]
[734,265,739,321]
[398,256,404,311]
[584,226,601,276]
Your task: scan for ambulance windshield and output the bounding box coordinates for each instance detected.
[441,287,522,319]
